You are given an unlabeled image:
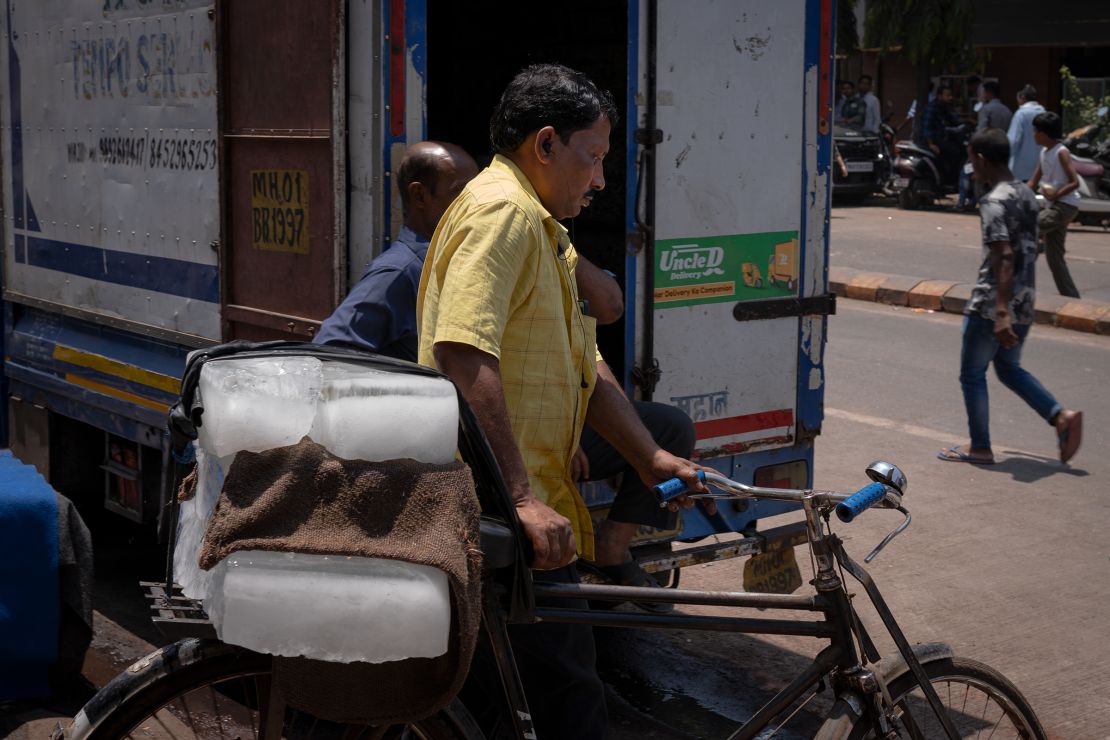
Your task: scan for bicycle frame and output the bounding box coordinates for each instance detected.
[158,346,960,738]
[480,489,962,740]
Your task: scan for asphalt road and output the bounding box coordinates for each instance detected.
[830,198,1110,304]
[5,301,1107,739]
[605,301,1109,739]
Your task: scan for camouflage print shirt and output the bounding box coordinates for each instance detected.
[966,180,1039,325]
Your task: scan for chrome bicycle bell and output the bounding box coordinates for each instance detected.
[865,460,907,495]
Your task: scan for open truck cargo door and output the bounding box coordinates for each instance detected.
[638,0,833,462]
[219,0,346,341]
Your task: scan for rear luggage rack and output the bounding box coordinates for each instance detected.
[141,581,217,641]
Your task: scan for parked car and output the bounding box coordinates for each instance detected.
[832,125,886,200]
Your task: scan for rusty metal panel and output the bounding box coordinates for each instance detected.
[224,0,335,134]
[219,0,343,340]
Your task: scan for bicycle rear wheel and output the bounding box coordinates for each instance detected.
[66,638,484,740]
[816,656,1046,739]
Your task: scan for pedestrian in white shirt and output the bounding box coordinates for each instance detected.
[1027,111,1082,298]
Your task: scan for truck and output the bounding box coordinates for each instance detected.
[1,0,835,579]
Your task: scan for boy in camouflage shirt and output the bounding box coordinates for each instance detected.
[938,129,1082,465]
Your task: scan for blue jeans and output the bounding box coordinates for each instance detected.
[957,166,976,209]
[960,313,1062,450]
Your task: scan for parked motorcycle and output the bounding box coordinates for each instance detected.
[1057,118,1110,228]
[890,123,972,210]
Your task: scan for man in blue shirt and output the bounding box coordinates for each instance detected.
[1007,84,1046,181]
[314,141,480,360]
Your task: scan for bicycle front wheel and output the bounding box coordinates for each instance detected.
[816,656,1046,739]
[66,638,485,740]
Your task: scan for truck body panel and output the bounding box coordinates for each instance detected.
[1,0,221,344]
[2,0,833,546]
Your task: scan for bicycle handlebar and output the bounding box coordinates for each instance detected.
[834,481,888,522]
[651,470,894,522]
[650,465,910,561]
[652,470,706,502]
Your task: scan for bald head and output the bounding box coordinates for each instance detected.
[397,141,479,239]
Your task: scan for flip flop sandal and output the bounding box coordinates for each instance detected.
[594,560,674,614]
[1058,411,1083,464]
[936,446,996,464]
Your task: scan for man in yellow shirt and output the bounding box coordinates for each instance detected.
[419,63,705,740]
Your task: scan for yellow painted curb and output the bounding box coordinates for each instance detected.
[1055,301,1110,333]
[907,280,959,310]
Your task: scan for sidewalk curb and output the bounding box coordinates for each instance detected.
[829,266,1110,336]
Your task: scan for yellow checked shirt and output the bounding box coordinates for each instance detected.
[417,155,599,559]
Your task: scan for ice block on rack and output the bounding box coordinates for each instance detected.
[173,447,237,600]
[309,361,458,463]
[205,550,451,663]
[196,356,323,457]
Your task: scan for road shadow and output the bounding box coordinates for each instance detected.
[596,616,997,738]
[986,450,1090,484]
[596,622,832,738]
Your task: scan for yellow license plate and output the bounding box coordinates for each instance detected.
[743,547,803,594]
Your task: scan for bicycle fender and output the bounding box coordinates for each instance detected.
[813,642,956,740]
[875,641,955,685]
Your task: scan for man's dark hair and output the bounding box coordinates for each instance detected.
[858,74,872,85]
[1019,84,1038,102]
[396,146,444,215]
[982,80,1001,98]
[838,79,855,89]
[967,75,982,86]
[937,85,953,97]
[490,63,619,154]
[970,128,1011,164]
[1033,111,1063,140]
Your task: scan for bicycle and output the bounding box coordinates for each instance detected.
[57,344,1046,740]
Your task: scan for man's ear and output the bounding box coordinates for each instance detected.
[408,181,428,208]
[535,126,557,162]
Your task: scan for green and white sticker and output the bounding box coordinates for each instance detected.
[654,231,800,308]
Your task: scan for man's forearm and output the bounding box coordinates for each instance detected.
[433,342,532,503]
[989,242,1015,310]
[575,256,624,325]
[585,361,659,469]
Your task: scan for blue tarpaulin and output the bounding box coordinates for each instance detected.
[0,449,58,699]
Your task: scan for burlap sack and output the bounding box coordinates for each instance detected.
[197,438,482,725]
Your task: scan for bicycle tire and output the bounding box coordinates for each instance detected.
[66,638,486,740]
[815,656,1046,740]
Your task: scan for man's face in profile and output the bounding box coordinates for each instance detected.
[544,116,610,221]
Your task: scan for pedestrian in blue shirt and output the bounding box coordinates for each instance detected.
[1007,85,1046,181]
[314,142,479,360]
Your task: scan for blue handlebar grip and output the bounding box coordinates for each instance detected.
[835,482,888,523]
[652,470,707,507]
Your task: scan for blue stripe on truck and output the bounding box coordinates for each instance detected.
[17,236,219,303]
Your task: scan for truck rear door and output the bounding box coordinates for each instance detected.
[219,0,346,341]
[640,0,832,461]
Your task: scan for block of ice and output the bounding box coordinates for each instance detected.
[196,356,323,458]
[174,446,237,600]
[205,550,451,664]
[309,361,458,463]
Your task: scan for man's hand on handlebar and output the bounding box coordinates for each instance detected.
[515,494,577,570]
[637,449,717,515]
